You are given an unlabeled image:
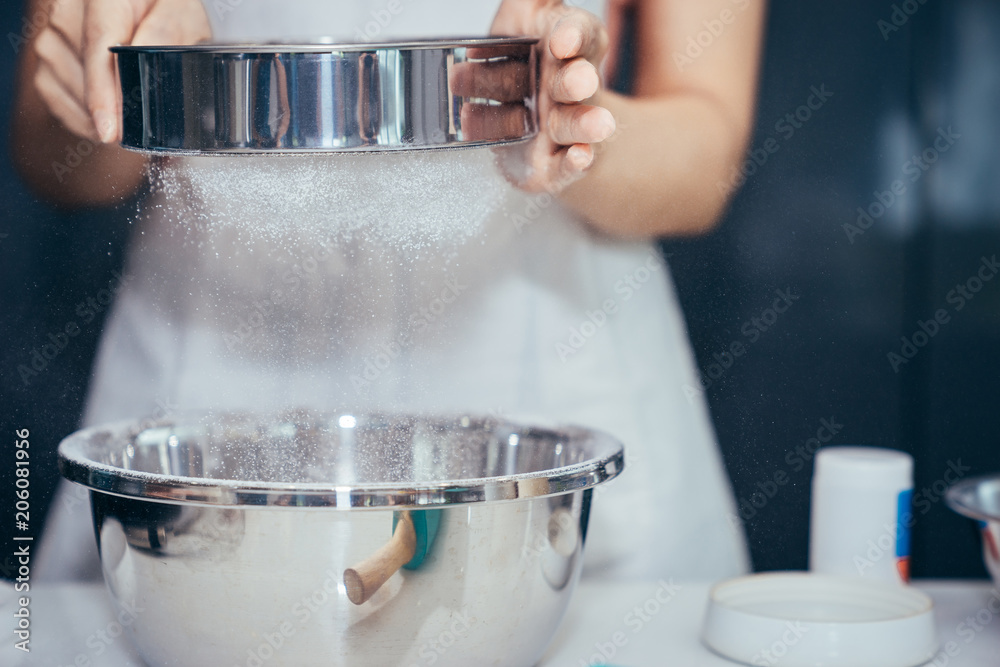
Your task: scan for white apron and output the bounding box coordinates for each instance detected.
[38,0,749,582]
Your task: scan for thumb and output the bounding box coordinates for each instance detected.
[83,0,153,142]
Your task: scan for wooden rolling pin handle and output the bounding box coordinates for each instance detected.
[343,511,417,605]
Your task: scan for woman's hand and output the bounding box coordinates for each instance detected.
[33,0,211,144]
[488,0,617,194]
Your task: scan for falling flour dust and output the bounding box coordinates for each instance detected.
[145,148,512,250]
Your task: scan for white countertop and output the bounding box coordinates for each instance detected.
[2,579,997,666]
[541,579,1000,666]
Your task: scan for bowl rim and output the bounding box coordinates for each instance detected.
[57,412,624,509]
[946,474,1000,523]
[110,36,538,54]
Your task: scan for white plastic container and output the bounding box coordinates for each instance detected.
[809,446,914,583]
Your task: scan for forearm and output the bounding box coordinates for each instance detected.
[560,87,749,239]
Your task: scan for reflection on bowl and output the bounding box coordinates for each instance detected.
[945,475,1000,585]
[58,411,624,667]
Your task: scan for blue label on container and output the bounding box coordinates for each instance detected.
[896,489,913,558]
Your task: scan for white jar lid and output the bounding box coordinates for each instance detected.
[702,572,937,667]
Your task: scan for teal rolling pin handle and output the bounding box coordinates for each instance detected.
[343,509,442,605]
[396,509,441,570]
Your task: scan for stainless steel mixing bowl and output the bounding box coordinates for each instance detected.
[58,411,623,667]
[946,475,1000,586]
[113,38,538,153]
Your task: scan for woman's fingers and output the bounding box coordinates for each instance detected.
[35,28,87,104]
[49,0,85,55]
[487,0,613,194]
[548,103,615,146]
[83,0,150,142]
[82,0,209,143]
[549,8,607,63]
[551,57,599,103]
[500,140,593,194]
[33,0,211,143]
[132,0,211,48]
[558,143,595,183]
[35,9,95,140]
[35,63,100,141]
